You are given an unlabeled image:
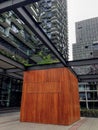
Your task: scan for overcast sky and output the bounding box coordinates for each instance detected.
[68,0,98,60]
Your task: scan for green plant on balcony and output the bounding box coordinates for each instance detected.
[37,51,59,64]
[0,49,29,66]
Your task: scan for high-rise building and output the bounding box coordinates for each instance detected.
[73,17,98,109]
[73,17,98,60]
[39,0,68,59]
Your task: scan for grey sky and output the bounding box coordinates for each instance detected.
[68,0,98,60]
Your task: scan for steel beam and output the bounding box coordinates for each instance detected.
[0,43,29,62]
[0,37,36,64]
[0,72,23,80]
[6,68,23,73]
[69,58,98,66]
[79,79,98,82]
[8,73,23,79]
[79,74,98,79]
[0,0,40,13]
[78,74,98,82]
[26,62,78,78]
[14,7,68,67]
[0,54,25,70]
[27,63,64,70]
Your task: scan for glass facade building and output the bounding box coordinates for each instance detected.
[0,74,22,108]
[79,82,98,109]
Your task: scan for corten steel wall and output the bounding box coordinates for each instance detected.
[20,68,80,125]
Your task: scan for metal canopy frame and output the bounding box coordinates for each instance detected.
[0,54,25,69]
[1,53,98,81]
[27,63,64,71]
[0,0,40,13]
[78,74,98,82]
[0,0,98,82]
[0,37,37,64]
[69,58,98,66]
[0,54,24,79]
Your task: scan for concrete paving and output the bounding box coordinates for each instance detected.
[0,112,98,130]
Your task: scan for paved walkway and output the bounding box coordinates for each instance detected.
[0,112,98,130]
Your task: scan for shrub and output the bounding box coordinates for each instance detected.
[81,109,98,117]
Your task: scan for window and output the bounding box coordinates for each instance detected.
[93,43,98,50]
[79,85,85,91]
[47,22,51,28]
[24,29,30,42]
[78,26,82,29]
[0,25,4,33]
[47,12,52,18]
[90,52,93,55]
[11,24,19,33]
[85,45,88,48]
[47,33,51,38]
[80,93,86,100]
[47,2,52,7]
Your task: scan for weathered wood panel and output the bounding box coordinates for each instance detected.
[20,68,80,125]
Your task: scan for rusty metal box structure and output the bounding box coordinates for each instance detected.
[20,68,80,125]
